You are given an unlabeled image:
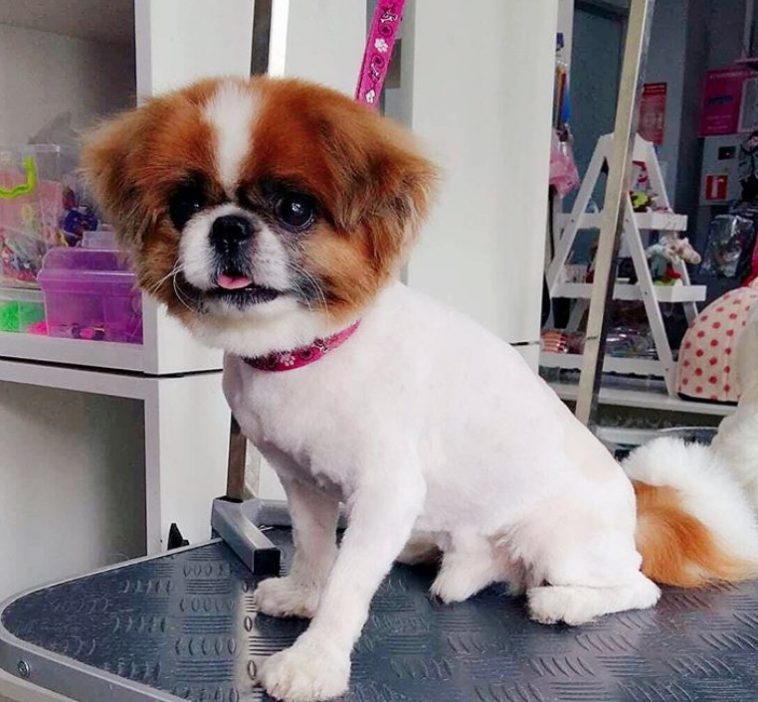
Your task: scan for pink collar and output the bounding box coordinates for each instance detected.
[242,322,360,372]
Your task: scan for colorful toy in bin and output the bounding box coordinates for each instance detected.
[38,245,143,344]
[0,147,61,285]
[0,145,98,286]
[61,207,99,246]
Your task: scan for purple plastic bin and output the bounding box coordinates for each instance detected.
[38,248,143,344]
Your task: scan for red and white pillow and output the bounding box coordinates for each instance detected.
[676,281,758,402]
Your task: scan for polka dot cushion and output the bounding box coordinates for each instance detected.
[676,282,758,402]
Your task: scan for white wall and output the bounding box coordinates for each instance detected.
[0,23,135,145]
[403,1,557,346]
[645,0,688,198]
[134,0,253,99]
[268,0,365,93]
[0,383,145,599]
[557,0,573,70]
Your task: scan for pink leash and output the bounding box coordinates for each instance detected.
[355,1,406,109]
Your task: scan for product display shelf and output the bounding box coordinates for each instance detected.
[553,281,706,303]
[548,375,735,417]
[544,133,707,395]
[556,210,688,232]
[541,351,661,376]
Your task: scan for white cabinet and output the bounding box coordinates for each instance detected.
[0,0,254,599]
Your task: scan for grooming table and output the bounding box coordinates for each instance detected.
[1,529,757,702]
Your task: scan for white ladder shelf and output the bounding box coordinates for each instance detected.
[543,134,706,396]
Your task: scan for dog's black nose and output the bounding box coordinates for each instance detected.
[211,215,253,251]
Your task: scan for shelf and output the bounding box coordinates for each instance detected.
[553,282,707,303]
[547,377,734,417]
[557,211,687,231]
[0,0,135,44]
[0,332,144,372]
[541,352,662,376]
[0,299,223,377]
[0,356,154,399]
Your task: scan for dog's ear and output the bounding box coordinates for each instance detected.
[81,108,155,251]
[324,108,439,269]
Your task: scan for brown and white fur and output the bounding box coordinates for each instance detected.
[82,76,758,702]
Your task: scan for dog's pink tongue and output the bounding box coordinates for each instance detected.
[217,274,252,290]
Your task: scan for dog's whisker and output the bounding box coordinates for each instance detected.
[289,280,314,313]
[147,263,184,296]
[172,273,197,313]
[289,262,329,315]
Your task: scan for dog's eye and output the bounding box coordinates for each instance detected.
[168,183,204,230]
[274,193,316,231]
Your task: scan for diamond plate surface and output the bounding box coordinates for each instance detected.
[2,530,758,701]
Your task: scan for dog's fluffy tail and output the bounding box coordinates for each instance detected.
[623,437,758,587]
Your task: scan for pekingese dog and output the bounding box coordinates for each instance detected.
[83,77,758,702]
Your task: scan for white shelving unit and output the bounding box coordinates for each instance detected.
[549,378,735,418]
[552,281,705,304]
[543,133,707,395]
[0,333,144,372]
[0,0,255,602]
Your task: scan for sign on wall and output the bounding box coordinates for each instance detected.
[739,75,758,133]
[704,173,729,201]
[700,67,753,137]
[639,82,667,144]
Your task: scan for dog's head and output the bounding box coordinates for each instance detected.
[82,77,437,354]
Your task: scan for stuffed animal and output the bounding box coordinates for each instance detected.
[646,235,701,284]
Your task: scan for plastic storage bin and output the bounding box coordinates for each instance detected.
[0,287,45,333]
[38,248,143,344]
[0,145,68,286]
[0,144,98,288]
[80,228,117,249]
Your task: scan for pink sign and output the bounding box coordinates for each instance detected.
[639,82,667,145]
[700,67,752,136]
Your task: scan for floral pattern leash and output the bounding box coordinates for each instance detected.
[355,1,406,109]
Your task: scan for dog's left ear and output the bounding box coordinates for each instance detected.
[81,108,155,252]
[326,108,439,267]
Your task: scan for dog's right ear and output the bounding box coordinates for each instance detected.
[81,108,154,250]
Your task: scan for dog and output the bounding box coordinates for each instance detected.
[83,76,758,702]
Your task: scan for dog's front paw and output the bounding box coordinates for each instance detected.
[254,576,320,619]
[257,637,349,702]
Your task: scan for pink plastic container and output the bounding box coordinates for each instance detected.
[38,247,143,344]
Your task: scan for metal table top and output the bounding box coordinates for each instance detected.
[2,529,757,701]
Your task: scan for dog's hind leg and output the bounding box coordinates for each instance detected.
[518,502,661,626]
[430,532,504,603]
[396,531,440,565]
[528,572,660,625]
